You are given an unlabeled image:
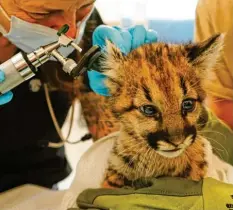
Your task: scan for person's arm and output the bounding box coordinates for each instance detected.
[195,0,233,129]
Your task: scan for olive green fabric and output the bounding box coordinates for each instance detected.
[77,177,203,210]
[75,177,233,210]
[203,178,233,210]
[93,194,202,210]
[77,177,202,203]
[201,110,233,165]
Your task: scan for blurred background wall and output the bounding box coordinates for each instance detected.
[96,0,198,42]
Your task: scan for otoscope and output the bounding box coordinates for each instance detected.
[0,24,103,95]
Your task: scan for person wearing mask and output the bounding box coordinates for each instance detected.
[0,0,158,192]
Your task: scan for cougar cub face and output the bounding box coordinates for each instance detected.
[103,34,223,158]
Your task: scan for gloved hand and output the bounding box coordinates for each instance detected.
[88,25,158,96]
[0,70,13,105]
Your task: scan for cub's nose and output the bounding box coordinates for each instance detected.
[168,137,184,146]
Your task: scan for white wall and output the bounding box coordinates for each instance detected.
[96,0,198,25]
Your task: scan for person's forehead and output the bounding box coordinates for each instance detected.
[17,0,93,12]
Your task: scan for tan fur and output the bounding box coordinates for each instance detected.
[101,35,225,188]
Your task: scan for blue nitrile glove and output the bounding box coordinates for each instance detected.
[88,25,158,96]
[0,70,13,105]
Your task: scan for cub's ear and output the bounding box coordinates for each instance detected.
[185,34,224,75]
[102,40,126,95]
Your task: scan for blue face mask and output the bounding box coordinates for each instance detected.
[0,6,92,56]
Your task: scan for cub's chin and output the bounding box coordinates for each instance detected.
[156,148,185,158]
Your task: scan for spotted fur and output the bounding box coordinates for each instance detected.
[101,34,225,188]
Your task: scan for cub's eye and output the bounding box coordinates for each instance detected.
[182,99,196,112]
[139,105,158,117]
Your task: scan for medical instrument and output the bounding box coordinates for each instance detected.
[0,24,104,95]
[0,24,105,148]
